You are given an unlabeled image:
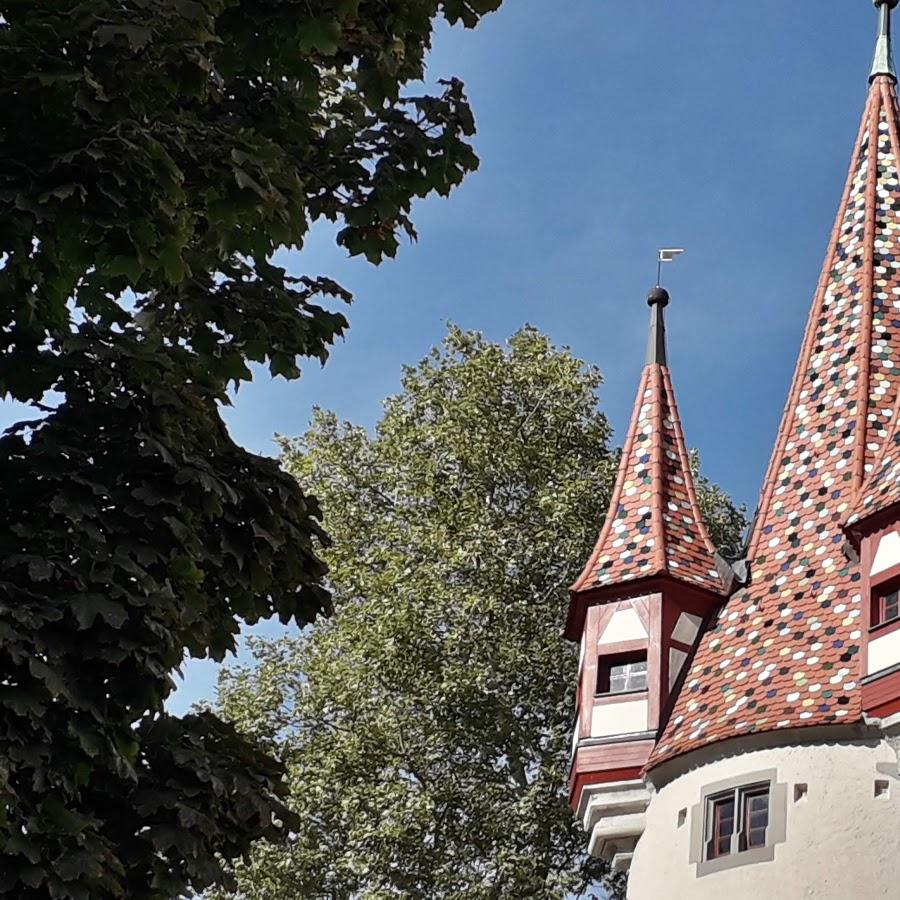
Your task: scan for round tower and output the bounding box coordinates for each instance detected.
[567,3,900,896]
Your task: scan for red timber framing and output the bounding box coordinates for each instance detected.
[862,666,900,719]
[569,581,720,811]
[852,518,900,714]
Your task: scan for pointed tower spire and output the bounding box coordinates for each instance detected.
[871,0,898,83]
[645,287,669,366]
[567,287,725,627]
[650,6,900,769]
[565,284,728,821]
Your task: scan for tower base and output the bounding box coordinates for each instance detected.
[627,729,900,899]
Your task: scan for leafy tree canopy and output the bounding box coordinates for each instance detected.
[0,2,499,896]
[215,326,748,900]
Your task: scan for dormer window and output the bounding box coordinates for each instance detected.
[597,652,648,695]
[872,580,900,628]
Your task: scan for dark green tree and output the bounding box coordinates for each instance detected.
[215,326,748,900]
[0,2,500,896]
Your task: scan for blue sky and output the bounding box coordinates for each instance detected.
[2,1,885,712]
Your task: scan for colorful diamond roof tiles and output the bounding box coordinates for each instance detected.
[650,75,900,768]
[571,354,725,598]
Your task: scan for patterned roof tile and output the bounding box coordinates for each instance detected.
[650,75,900,768]
[571,356,724,597]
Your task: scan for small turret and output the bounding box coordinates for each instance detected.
[565,281,727,872]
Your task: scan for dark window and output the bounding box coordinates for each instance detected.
[739,788,770,851]
[707,794,735,859]
[873,582,900,627]
[596,652,648,695]
[705,784,770,861]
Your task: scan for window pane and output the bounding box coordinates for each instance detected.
[626,661,648,691]
[605,658,647,694]
[707,795,735,859]
[739,788,769,851]
[885,591,899,622]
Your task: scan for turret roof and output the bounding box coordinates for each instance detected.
[651,13,900,767]
[570,290,726,602]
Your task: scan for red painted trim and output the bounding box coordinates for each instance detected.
[593,602,617,641]
[708,797,732,859]
[869,615,900,640]
[871,559,900,590]
[858,528,900,677]
[647,592,663,731]
[569,767,643,810]
[596,638,648,657]
[578,605,602,740]
[863,666,900,718]
[867,694,900,719]
[565,576,723,643]
[861,531,875,675]
[594,689,649,707]
[633,595,651,631]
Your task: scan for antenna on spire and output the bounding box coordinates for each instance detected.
[657,247,685,286]
[871,0,898,83]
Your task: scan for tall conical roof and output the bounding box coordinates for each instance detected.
[569,288,725,609]
[651,9,900,767]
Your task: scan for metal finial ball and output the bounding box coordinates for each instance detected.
[875,0,900,10]
[647,286,670,308]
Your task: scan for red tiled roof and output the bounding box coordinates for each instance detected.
[571,360,725,597]
[849,389,900,528]
[650,75,900,768]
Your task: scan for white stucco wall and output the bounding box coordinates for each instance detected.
[627,738,900,899]
[869,628,900,675]
[598,608,647,645]
[871,530,900,576]
[591,699,648,738]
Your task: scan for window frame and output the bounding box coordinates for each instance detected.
[595,650,648,697]
[704,783,770,861]
[871,578,900,629]
[689,770,787,878]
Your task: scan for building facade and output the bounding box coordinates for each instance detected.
[566,3,900,896]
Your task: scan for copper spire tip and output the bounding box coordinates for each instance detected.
[872,0,898,83]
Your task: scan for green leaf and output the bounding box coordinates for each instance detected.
[70,593,128,629]
[169,555,204,584]
[159,243,187,284]
[296,18,341,55]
